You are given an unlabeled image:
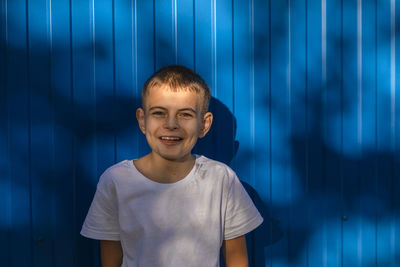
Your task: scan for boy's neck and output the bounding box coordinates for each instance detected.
[134,153,196,184]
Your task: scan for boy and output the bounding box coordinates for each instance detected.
[81,65,263,267]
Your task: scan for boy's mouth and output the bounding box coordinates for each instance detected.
[160,136,182,141]
[159,136,183,145]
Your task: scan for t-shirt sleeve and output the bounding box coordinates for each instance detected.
[80,171,120,241]
[224,173,263,240]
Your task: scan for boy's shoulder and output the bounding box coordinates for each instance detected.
[97,160,133,186]
[196,155,229,168]
[195,155,237,179]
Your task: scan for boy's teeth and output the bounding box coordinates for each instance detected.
[161,137,181,141]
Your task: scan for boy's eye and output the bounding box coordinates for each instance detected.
[151,111,165,117]
[179,113,194,118]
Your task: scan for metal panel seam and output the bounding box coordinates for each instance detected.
[357,0,362,147]
[25,0,34,265]
[390,0,396,151]
[112,0,117,163]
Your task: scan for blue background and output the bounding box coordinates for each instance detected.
[1,0,399,266]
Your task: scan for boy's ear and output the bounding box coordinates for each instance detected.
[199,112,213,138]
[136,108,146,134]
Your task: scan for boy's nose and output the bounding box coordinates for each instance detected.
[164,116,179,130]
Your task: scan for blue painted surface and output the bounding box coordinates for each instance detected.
[1,0,399,266]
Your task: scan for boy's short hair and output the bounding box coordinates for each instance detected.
[142,65,211,114]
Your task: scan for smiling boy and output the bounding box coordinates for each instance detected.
[81,65,263,267]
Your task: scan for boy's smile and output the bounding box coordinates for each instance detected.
[137,85,213,163]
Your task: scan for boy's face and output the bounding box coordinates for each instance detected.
[136,85,213,162]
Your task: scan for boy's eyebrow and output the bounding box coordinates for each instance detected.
[148,106,167,111]
[178,108,197,114]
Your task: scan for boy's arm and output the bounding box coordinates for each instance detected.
[221,235,249,267]
[100,240,123,267]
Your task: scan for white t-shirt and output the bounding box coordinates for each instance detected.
[81,155,263,267]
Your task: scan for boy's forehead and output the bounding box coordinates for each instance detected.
[144,85,204,108]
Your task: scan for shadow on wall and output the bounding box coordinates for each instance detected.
[196,98,284,266]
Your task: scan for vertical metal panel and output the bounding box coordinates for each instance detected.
[195,0,213,88]
[114,0,138,162]
[212,0,233,165]
[341,0,362,265]
[252,0,270,266]
[359,1,377,266]
[50,1,75,266]
[395,0,400,264]
[269,0,291,266]
[288,0,308,266]
[376,0,395,266]
[28,0,53,265]
[70,0,99,266]
[306,0,325,265]
[155,0,176,68]
[0,0,9,265]
[5,0,33,266]
[93,0,115,173]
[176,0,194,67]
[193,0,216,159]
[324,0,343,266]
[1,0,400,266]
[234,0,256,263]
[136,0,154,156]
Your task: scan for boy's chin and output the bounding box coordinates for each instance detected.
[155,152,194,162]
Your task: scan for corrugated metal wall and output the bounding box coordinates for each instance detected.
[1,0,399,266]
